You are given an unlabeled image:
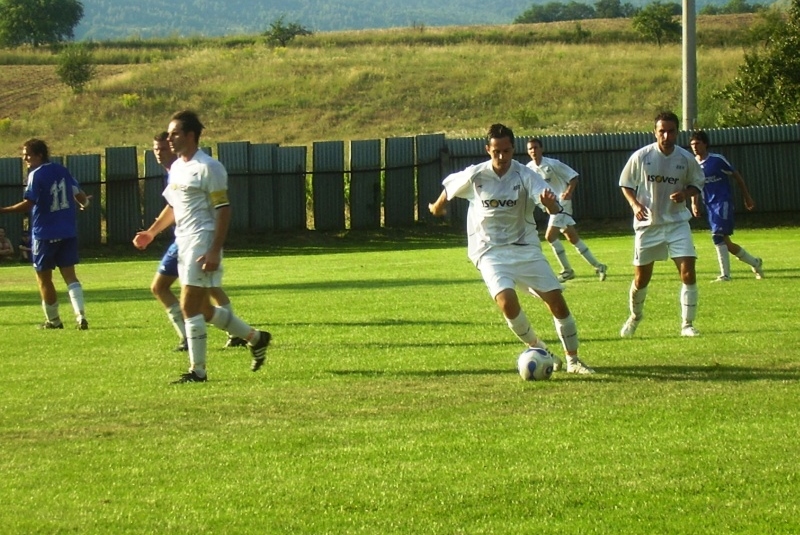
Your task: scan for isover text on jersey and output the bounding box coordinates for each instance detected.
[646,175,680,185]
[481,199,518,208]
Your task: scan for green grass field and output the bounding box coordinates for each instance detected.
[1,227,799,534]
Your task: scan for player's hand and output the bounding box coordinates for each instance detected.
[744,196,755,211]
[539,189,559,212]
[132,231,153,250]
[631,201,648,221]
[428,202,446,217]
[198,250,221,272]
[669,190,687,203]
[79,195,93,211]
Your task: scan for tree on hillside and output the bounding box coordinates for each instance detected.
[700,0,765,15]
[515,1,596,23]
[263,16,312,47]
[717,0,800,124]
[56,43,95,93]
[631,2,681,46]
[594,0,638,18]
[0,0,83,47]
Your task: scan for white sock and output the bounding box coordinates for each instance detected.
[209,307,258,343]
[735,247,758,267]
[553,314,579,355]
[715,243,730,277]
[681,283,698,326]
[219,302,235,337]
[574,240,600,267]
[42,300,61,324]
[67,282,86,321]
[166,303,186,340]
[550,240,572,272]
[185,314,207,377]
[629,281,648,319]
[505,310,538,346]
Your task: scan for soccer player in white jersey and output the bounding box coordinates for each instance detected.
[526,137,607,283]
[619,111,706,338]
[148,131,248,352]
[429,124,595,374]
[133,110,270,383]
[689,130,764,282]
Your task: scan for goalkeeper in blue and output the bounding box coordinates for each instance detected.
[689,131,764,282]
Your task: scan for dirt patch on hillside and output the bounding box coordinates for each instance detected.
[0,65,131,120]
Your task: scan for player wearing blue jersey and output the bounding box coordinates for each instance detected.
[0,139,90,329]
[133,111,270,383]
[148,132,247,352]
[429,124,595,374]
[619,112,705,338]
[689,131,764,282]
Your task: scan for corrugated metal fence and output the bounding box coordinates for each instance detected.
[1,125,798,248]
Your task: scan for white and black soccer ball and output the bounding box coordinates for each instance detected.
[517,347,555,381]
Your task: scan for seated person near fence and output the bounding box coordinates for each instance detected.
[18,229,32,263]
[0,227,15,263]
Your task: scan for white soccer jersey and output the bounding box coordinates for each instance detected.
[527,156,579,217]
[619,143,705,230]
[443,159,550,265]
[526,157,578,198]
[163,150,230,238]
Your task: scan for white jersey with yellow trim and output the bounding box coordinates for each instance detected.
[619,143,705,230]
[163,149,230,239]
[442,159,551,265]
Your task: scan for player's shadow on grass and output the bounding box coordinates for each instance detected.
[329,368,509,378]
[282,319,481,328]
[608,364,800,382]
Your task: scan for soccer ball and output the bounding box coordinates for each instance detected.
[517,347,555,381]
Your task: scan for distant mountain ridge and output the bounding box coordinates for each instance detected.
[75,0,737,40]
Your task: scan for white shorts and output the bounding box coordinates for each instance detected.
[548,200,576,230]
[175,231,224,288]
[633,221,696,266]
[477,245,562,299]
[548,212,577,231]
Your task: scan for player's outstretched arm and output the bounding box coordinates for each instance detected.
[429,190,448,217]
[0,199,34,214]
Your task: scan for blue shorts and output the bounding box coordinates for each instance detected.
[705,201,734,237]
[157,242,180,277]
[32,237,80,272]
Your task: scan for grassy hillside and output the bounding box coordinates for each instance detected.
[0,16,754,158]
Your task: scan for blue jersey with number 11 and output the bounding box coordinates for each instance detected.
[24,162,80,241]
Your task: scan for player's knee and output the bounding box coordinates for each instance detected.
[712,233,726,246]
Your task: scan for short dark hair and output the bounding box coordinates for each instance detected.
[171,110,204,142]
[655,111,680,128]
[527,137,543,148]
[690,130,710,146]
[22,138,49,162]
[154,131,169,142]
[487,123,514,145]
